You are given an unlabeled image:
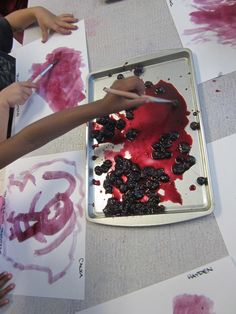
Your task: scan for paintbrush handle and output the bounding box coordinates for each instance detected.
[32,63,54,84]
[103,87,172,104]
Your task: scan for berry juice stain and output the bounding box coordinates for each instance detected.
[99,80,192,205]
[189,184,196,191]
[31,47,85,112]
[184,1,236,46]
[173,294,214,314]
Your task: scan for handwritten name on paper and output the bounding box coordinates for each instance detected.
[187,267,213,279]
[79,258,84,278]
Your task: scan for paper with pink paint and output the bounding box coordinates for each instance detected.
[12,20,89,135]
[78,256,236,313]
[166,0,236,83]
[0,150,86,300]
[207,133,236,264]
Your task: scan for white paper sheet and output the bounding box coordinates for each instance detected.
[0,150,86,300]
[78,256,236,314]
[12,20,89,135]
[207,133,236,262]
[166,0,236,83]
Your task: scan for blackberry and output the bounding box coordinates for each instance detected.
[100,164,110,173]
[117,73,124,79]
[125,109,134,120]
[169,131,179,141]
[94,166,103,176]
[172,163,186,175]
[159,174,170,183]
[103,159,112,168]
[105,120,116,131]
[133,65,144,76]
[116,119,126,130]
[190,122,200,130]
[125,128,138,141]
[96,116,109,125]
[155,86,165,94]
[178,142,191,154]
[197,177,208,185]
[119,184,128,193]
[144,81,153,88]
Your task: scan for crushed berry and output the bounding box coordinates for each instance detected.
[190,122,200,130]
[117,73,124,79]
[92,179,100,186]
[197,177,208,185]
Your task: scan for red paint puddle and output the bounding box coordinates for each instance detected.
[31,47,85,112]
[173,294,214,314]
[184,1,236,46]
[94,80,193,205]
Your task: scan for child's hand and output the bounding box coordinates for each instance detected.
[0,81,36,109]
[0,272,15,307]
[34,7,78,43]
[102,76,147,115]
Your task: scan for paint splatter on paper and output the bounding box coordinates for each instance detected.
[184,0,236,46]
[173,294,214,314]
[31,47,85,112]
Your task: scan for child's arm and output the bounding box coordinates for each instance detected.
[5,6,78,43]
[0,77,146,169]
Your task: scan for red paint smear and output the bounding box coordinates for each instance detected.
[173,294,214,314]
[184,1,236,46]
[98,80,192,205]
[31,47,85,112]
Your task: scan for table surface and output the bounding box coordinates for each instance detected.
[3,0,236,313]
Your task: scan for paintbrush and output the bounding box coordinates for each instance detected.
[103,87,178,107]
[32,59,59,84]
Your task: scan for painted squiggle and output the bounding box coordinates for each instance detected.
[2,158,85,284]
[184,0,236,46]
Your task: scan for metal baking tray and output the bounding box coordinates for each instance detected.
[85,48,213,226]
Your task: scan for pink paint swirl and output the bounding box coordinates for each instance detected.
[31,47,85,112]
[173,294,214,314]
[184,0,236,46]
[2,158,85,284]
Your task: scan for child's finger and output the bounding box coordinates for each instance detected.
[56,20,78,30]
[0,283,15,299]
[0,298,9,307]
[0,273,12,289]
[40,26,49,43]
[60,16,79,24]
